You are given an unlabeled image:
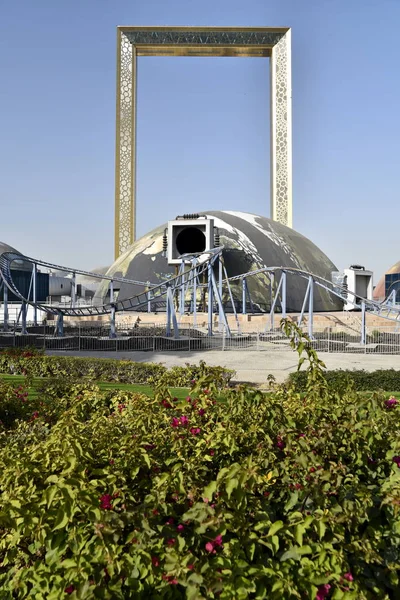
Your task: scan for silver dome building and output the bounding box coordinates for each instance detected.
[95,211,342,313]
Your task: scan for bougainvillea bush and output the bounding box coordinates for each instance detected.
[0,323,399,599]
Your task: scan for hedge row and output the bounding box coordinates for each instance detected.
[0,349,234,388]
[288,368,400,392]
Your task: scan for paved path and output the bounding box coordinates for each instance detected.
[47,349,400,386]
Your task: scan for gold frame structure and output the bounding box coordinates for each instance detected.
[115,26,292,259]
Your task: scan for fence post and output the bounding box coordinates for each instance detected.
[360,302,366,346]
[222,325,226,351]
[78,322,81,352]
[327,327,330,353]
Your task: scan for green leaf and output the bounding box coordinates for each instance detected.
[52,508,69,531]
[316,520,326,540]
[226,477,239,499]
[46,486,58,509]
[280,548,301,562]
[270,535,279,555]
[267,520,284,537]
[294,524,305,546]
[297,545,312,555]
[188,573,203,585]
[203,480,217,501]
[284,491,298,512]
[45,475,59,484]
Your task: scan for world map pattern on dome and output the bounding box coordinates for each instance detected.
[115,28,292,257]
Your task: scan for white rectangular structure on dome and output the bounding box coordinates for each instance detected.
[343,266,373,311]
[167,218,214,265]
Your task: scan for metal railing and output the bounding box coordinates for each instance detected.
[1,321,400,354]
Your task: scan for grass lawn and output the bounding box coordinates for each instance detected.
[0,374,189,401]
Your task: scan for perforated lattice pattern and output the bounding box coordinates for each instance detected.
[117,33,134,256]
[124,29,285,46]
[273,35,291,226]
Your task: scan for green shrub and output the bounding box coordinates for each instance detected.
[288,368,400,392]
[0,322,399,598]
[0,352,234,387]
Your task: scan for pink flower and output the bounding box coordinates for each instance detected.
[190,427,201,435]
[166,538,176,546]
[343,572,353,582]
[169,578,178,585]
[177,524,185,532]
[64,585,75,594]
[205,542,215,553]
[118,403,126,413]
[316,584,331,600]
[205,534,223,553]
[209,449,215,456]
[171,417,180,428]
[186,396,192,403]
[187,564,194,570]
[385,397,398,408]
[161,399,173,408]
[392,456,400,467]
[152,556,160,567]
[166,517,175,525]
[198,408,205,416]
[180,415,189,426]
[276,436,285,450]
[99,494,113,510]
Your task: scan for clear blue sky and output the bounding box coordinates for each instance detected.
[0,0,399,281]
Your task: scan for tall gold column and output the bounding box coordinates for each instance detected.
[270,30,292,228]
[115,32,137,259]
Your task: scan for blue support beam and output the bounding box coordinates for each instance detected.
[209,265,231,337]
[55,312,64,337]
[308,276,314,339]
[361,301,366,345]
[208,262,214,336]
[33,263,38,326]
[3,283,8,332]
[166,285,179,339]
[21,302,28,335]
[110,305,116,339]
[281,271,287,319]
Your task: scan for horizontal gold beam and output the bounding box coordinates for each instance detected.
[118,25,290,33]
[135,45,270,58]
